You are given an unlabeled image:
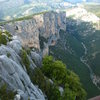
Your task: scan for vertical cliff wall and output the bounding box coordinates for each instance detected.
[4,11,66,53]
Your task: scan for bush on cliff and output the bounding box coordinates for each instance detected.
[31,68,61,100]
[41,56,87,100]
[0,31,7,45]
[0,30,12,45]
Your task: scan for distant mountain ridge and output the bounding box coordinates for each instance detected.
[0,0,100,21]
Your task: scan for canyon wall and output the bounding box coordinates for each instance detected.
[4,11,66,52]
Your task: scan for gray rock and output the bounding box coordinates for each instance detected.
[59,86,64,96]
[0,37,45,99]
[30,51,42,67]
[8,37,22,54]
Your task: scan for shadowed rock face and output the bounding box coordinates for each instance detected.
[4,11,66,51]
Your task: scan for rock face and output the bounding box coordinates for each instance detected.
[0,36,45,100]
[4,19,40,49]
[0,11,66,99]
[4,11,66,52]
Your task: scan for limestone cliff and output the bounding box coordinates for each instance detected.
[4,11,66,53]
[0,11,66,99]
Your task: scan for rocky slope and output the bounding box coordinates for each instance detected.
[0,33,45,100]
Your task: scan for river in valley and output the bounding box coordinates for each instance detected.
[80,42,100,89]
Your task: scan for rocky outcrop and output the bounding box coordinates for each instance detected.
[4,11,66,52]
[0,35,45,100]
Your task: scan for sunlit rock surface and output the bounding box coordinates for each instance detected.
[0,36,45,100]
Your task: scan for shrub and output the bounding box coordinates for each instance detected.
[25,47,31,55]
[42,56,87,100]
[31,68,61,100]
[0,31,12,45]
[5,31,12,38]
[7,52,11,58]
[0,33,7,45]
[0,84,15,100]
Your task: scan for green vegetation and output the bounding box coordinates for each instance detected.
[67,18,100,76]
[41,56,87,100]
[25,47,31,55]
[0,84,15,100]
[7,52,11,58]
[0,30,12,45]
[0,33,7,45]
[20,49,30,72]
[66,18,100,77]
[32,68,61,100]
[50,26,100,98]
[27,55,86,100]
[84,30,100,76]
[4,31,12,38]
[89,53,100,76]
[20,49,63,100]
